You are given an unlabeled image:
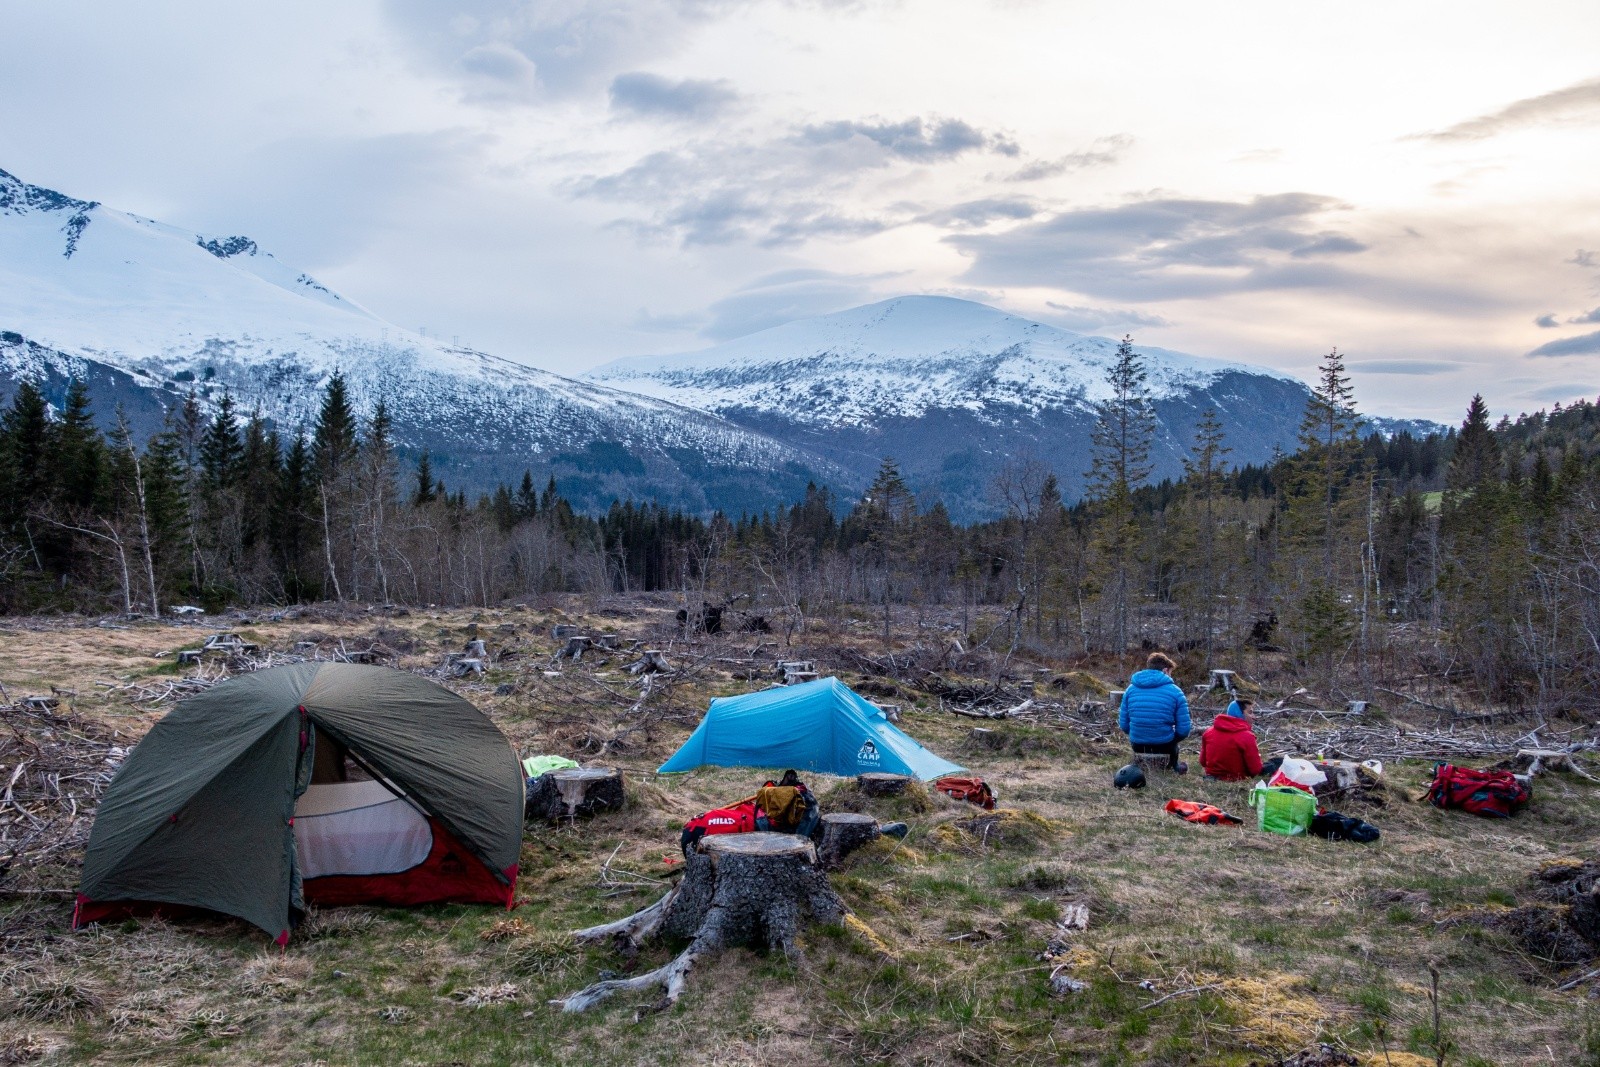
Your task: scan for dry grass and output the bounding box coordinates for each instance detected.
[2,599,1599,1065]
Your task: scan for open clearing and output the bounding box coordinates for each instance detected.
[2,598,1598,1066]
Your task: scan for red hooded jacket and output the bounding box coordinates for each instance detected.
[1199,715,1263,781]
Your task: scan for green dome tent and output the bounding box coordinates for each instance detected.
[76,662,523,944]
[658,676,963,780]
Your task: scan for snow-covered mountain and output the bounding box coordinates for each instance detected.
[0,167,839,514]
[585,296,1320,516]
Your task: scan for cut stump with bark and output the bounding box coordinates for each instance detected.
[818,813,880,868]
[969,727,1005,750]
[555,832,845,1016]
[526,767,626,822]
[628,650,670,674]
[857,772,912,797]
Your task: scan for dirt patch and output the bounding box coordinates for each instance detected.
[930,807,1058,853]
[1457,857,1600,969]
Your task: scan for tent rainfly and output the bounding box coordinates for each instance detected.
[658,676,963,780]
[76,662,524,944]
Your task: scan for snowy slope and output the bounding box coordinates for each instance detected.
[0,167,840,514]
[586,296,1305,426]
[583,296,1318,515]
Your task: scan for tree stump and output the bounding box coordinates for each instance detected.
[969,727,1006,750]
[818,813,880,868]
[551,624,581,639]
[465,638,488,658]
[558,635,591,661]
[594,633,621,650]
[873,702,902,723]
[857,772,911,797]
[556,833,845,1015]
[526,767,626,821]
[629,649,669,674]
[1132,752,1171,776]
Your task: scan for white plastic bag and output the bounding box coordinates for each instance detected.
[1267,757,1327,793]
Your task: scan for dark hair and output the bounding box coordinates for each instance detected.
[1238,697,1256,709]
[1147,652,1176,671]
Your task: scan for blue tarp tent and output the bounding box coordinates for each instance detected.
[658,676,963,780]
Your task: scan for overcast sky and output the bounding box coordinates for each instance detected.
[5,0,1600,420]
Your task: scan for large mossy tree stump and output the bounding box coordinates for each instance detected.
[858,772,912,797]
[818,813,880,868]
[526,767,625,822]
[556,832,845,1015]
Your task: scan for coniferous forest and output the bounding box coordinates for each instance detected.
[6,345,1600,710]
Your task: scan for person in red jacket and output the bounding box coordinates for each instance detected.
[1199,698,1264,781]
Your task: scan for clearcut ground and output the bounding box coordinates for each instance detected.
[2,600,1597,1066]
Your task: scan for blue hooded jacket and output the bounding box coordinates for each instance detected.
[1119,668,1192,745]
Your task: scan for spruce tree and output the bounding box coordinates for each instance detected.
[1446,394,1500,494]
[49,379,105,512]
[0,380,52,527]
[1281,348,1364,685]
[1085,336,1155,649]
[312,372,358,478]
[274,434,318,599]
[414,452,435,505]
[516,470,538,520]
[1179,408,1231,657]
[200,393,244,489]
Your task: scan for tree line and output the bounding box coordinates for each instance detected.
[4,349,1600,709]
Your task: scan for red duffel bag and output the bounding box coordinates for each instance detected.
[1425,763,1530,818]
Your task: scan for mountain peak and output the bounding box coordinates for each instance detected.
[0,167,98,218]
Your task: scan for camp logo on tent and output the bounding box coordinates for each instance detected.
[659,676,962,780]
[75,662,524,944]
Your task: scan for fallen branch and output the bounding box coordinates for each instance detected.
[1137,983,1222,1011]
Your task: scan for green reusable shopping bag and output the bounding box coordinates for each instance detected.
[1249,785,1317,836]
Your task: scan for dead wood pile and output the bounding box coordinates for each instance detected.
[0,700,124,892]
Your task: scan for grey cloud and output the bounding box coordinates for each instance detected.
[609,72,739,119]
[1573,249,1598,269]
[702,270,886,339]
[917,197,1038,228]
[1348,359,1462,376]
[761,209,887,247]
[459,42,537,84]
[949,193,1382,302]
[571,112,1017,247]
[795,117,1007,161]
[1003,135,1132,181]
[1527,382,1599,402]
[1570,306,1600,325]
[1291,233,1368,257]
[1535,313,1561,328]
[1044,301,1171,332]
[1527,330,1600,358]
[1415,75,1600,142]
[383,0,725,96]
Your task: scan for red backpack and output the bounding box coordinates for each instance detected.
[933,775,997,810]
[679,801,759,853]
[1425,763,1531,818]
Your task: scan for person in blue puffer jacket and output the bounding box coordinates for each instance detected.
[1118,652,1192,774]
